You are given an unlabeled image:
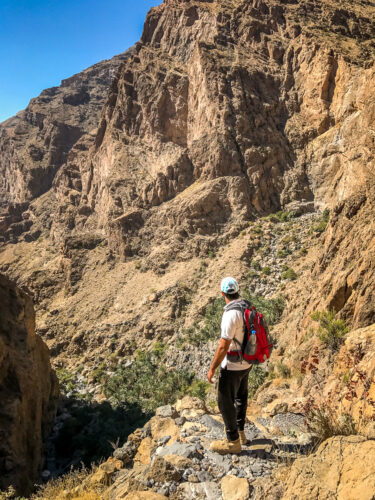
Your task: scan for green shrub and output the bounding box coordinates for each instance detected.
[242,292,285,326]
[268,214,280,223]
[56,368,91,401]
[281,267,297,280]
[179,297,225,346]
[185,379,211,400]
[299,247,308,256]
[251,259,261,271]
[277,248,292,258]
[252,225,263,235]
[261,266,271,275]
[311,208,330,233]
[342,371,352,386]
[103,348,194,412]
[322,208,330,222]
[310,310,348,350]
[269,210,296,223]
[246,269,259,279]
[248,366,267,398]
[91,362,107,384]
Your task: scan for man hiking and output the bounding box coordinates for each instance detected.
[206,277,251,454]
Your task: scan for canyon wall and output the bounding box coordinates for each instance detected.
[49,0,375,264]
[0,274,59,495]
[0,49,133,243]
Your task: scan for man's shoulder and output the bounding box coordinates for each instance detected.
[222,308,243,322]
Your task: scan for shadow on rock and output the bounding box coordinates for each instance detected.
[48,397,152,476]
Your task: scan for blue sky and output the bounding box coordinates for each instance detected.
[0,0,162,122]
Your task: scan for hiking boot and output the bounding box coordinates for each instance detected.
[209,438,241,455]
[239,430,248,445]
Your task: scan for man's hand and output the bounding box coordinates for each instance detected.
[207,367,215,384]
[207,338,232,384]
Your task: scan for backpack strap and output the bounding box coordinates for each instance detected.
[225,300,252,362]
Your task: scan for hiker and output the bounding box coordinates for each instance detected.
[206,277,251,454]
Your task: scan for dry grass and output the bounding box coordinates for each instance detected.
[30,467,106,500]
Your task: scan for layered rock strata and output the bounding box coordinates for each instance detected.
[0,274,59,495]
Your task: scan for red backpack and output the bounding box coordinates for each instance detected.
[226,300,274,364]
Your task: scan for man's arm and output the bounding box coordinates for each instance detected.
[207,338,232,384]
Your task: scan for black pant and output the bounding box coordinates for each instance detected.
[218,366,251,441]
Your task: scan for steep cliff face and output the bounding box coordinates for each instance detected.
[0,4,374,494]
[48,0,375,264]
[0,49,133,243]
[0,274,59,495]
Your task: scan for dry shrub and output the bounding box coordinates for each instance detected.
[300,345,375,443]
[30,466,106,500]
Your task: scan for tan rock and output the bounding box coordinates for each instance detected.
[175,396,206,412]
[123,492,168,500]
[221,475,250,500]
[133,437,154,466]
[282,436,375,500]
[150,416,180,444]
[89,457,123,486]
[146,457,181,483]
[163,454,194,469]
[181,421,208,433]
[180,408,206,420]
[264,400,288,416]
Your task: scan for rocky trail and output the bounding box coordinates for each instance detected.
[76,396,316,500]
[44,395,374,500]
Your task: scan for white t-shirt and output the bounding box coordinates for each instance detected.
[221,299,250,371]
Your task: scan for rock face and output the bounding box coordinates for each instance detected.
[0,274,59,495]
[47,0,375,263]
[0,2,373,374]
[1,1,374,256]
[280,435,375,500]
[0,49,133,243]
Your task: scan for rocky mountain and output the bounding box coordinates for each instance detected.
[0,274,59,495]
[0,48,133,243]
[0,0,375,497]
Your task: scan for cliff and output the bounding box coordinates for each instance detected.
[0,274,59,495]
[0,49,133,243]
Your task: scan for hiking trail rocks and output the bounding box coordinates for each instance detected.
[75,396,375,499]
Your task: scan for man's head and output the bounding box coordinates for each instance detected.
[220,277,240,301]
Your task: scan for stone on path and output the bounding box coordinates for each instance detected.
[177,481,222,500]
[221,474,250,500]
[123,492,168,500]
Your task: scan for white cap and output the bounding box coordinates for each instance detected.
[220,277,239,294]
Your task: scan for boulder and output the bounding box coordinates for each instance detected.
[134,437,155,465]
[146,456,181,482]
[150,416,180,444]
[282,436,375,500]
[221,475,250,500]
[156,405,179,419]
